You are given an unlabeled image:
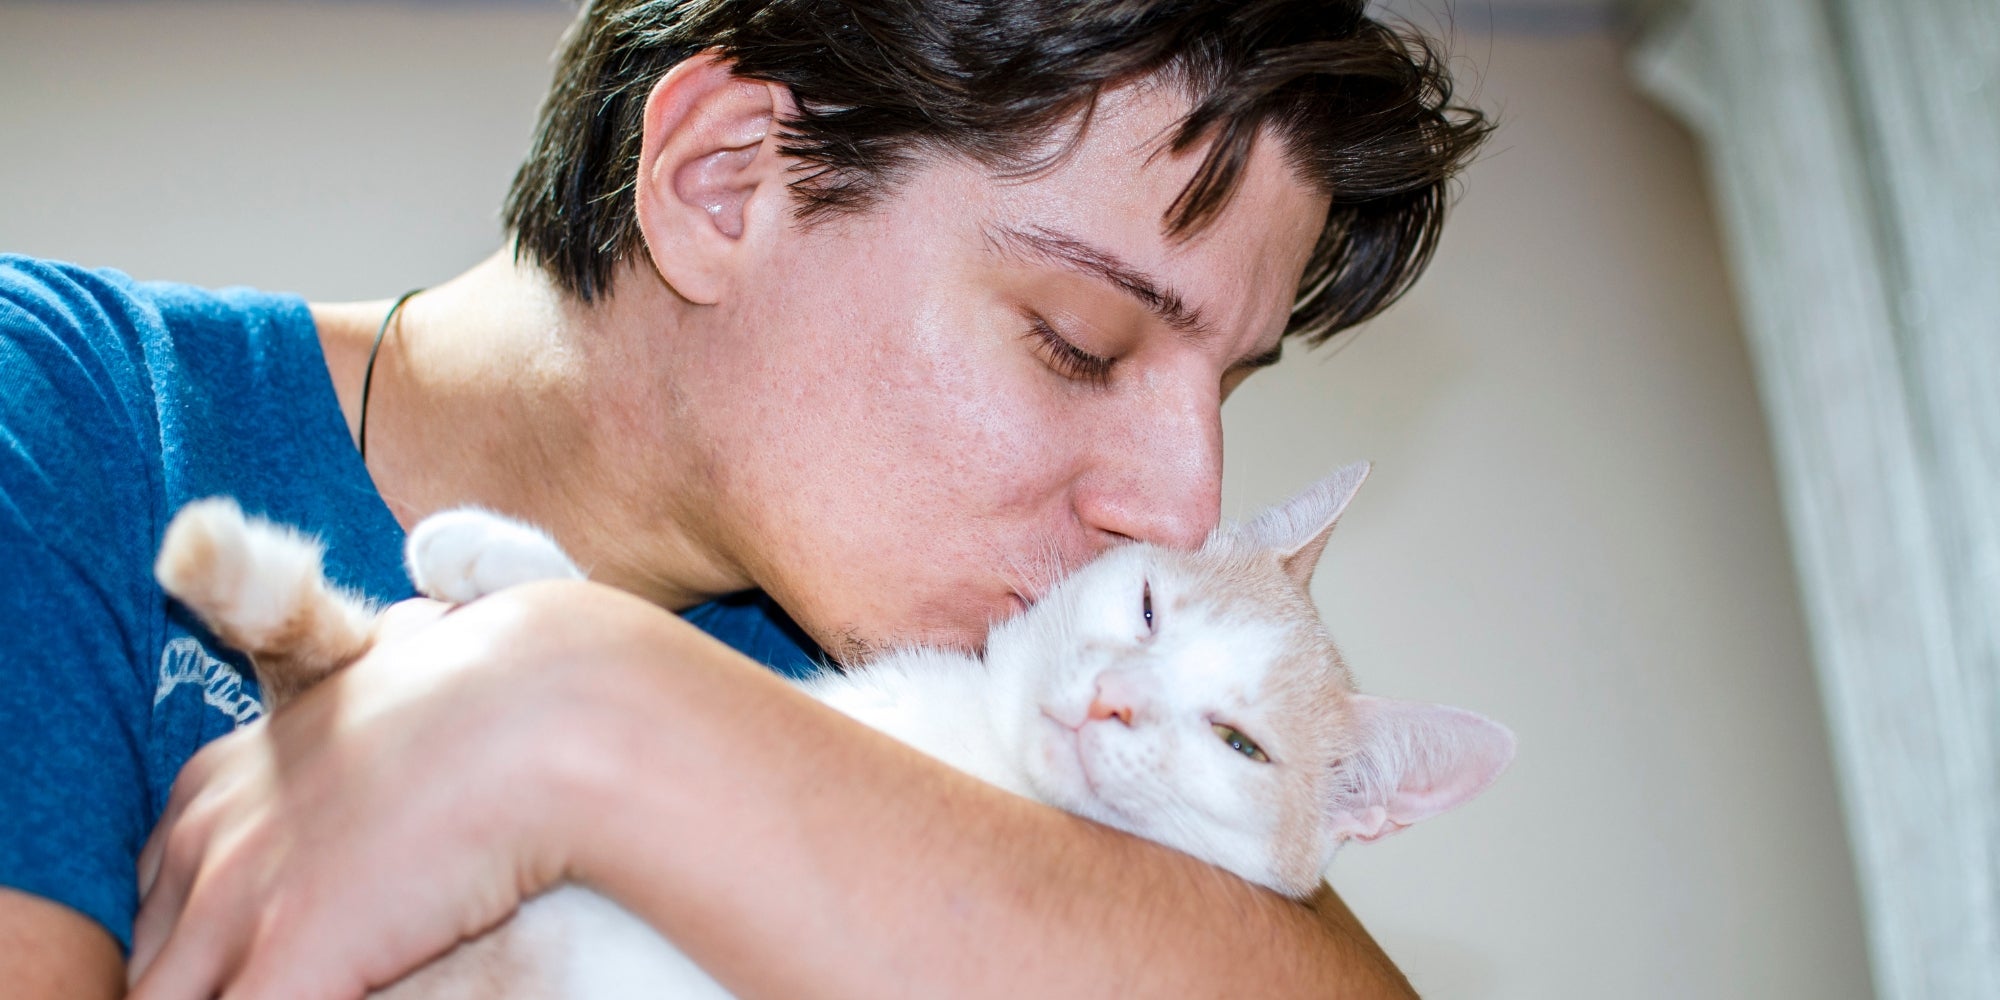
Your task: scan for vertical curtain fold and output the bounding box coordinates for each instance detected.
[1631,3,1999,999]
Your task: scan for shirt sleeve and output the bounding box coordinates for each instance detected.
[0,260,163,952]
[680,590,830,680]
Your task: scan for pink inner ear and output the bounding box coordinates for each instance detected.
[1326,695,1516,843]
[1241,461,1371,590]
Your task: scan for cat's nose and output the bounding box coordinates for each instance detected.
[1086,697,1134,726]
[1087,673,1140,726]
[1087,670,1150,726]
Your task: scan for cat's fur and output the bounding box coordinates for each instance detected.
[154,461,1514,998]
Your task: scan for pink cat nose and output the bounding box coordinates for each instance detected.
[1086,670,1145,726]
[1086,697,1133,726]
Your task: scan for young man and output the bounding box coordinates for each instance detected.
[0,0,1486,996]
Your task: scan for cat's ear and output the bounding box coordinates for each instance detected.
[1242,461,1371,589]
[1323,694,1514,844]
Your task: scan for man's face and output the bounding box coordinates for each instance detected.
[673,81,1329,659]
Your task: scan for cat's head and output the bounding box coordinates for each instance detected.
[990,461,1514,897]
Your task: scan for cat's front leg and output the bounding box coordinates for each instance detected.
[406,508,584,603]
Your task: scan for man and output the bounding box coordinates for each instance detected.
[0,0,1486,995]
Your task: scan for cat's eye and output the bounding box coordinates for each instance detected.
[1141,580,1154,632]
[1212,722,1270,763]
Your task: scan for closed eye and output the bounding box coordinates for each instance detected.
[1023,313,1114,387]
[1211,722,1271,763]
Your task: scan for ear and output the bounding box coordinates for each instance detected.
[633,50,794,305]
[1324,694,1514,844]
[1241,460,1371,589]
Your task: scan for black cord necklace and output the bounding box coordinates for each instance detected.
[358,288,424,463]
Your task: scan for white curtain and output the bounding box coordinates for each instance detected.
[1631,2,1999,998]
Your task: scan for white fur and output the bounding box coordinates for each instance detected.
[406,507,584,603]
[534,887,734,1000]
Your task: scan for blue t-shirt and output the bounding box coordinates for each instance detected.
[0,256,823,952]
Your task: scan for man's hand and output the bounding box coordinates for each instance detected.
[127,595,566,999]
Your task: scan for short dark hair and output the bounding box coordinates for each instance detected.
[504,0,1489,344]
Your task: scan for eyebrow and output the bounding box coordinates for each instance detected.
[986,223,1210,337]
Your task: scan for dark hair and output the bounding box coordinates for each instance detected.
[504,0,1489,344]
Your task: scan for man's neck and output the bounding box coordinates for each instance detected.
[313,249,750,610]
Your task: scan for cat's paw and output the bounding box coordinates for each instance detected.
[155,497,331,651]
[406,508,584,604]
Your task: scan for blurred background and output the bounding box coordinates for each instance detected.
[4,1,1994,998]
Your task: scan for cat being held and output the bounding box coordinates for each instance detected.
[154,460,1514,998]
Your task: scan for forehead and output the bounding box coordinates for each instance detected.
[938,81,1331,344]
[1152,547,1349,680]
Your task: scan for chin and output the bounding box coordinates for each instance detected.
[1028,715,1097,811]
[877,592,1020,654]
[1034,725,1147,836]
[803,609,983,663]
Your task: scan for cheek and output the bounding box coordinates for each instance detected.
[1174,752,1281,848]
[722,237,1055,508]
[701,231,1091,641]
[886,299,1067,508]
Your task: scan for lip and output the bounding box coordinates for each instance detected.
[1039,704,1083,732]
[1040,709,1099,793]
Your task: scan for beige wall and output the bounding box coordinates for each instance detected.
[0,2,562,297]
[1229,28,1874,1000]
[0,4,1871,997]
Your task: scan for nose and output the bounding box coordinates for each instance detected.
[1072,389,1221,552]
[1086,697,1133,726]
[1085,670,1147,727]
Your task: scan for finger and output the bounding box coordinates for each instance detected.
[136,820,166,901]
[223,936,364,1000]
[217,879,382,1000]
[140,730,243,898]
[138,781,195,901]
[135,785,194,901]
[128,819,202,983]
[128,880,244,1000]
[131,776,236,983]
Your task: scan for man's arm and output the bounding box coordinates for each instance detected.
[0,888,126,1000]
[130,581,1415,998]
[561,585,1415,998]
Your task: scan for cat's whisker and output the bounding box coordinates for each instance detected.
[1000,536,1072,609]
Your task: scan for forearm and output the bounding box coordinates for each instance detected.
[544,586,1415,998]
[0,888,126,1000]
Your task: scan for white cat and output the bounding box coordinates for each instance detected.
[154,461,1514,998]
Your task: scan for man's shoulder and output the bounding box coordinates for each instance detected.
[0,257,315,444]
[0,257,152,424]
[1,258,282,536]
[0,259,164,560]
[0,253,311,377]
[0,258,397,952]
